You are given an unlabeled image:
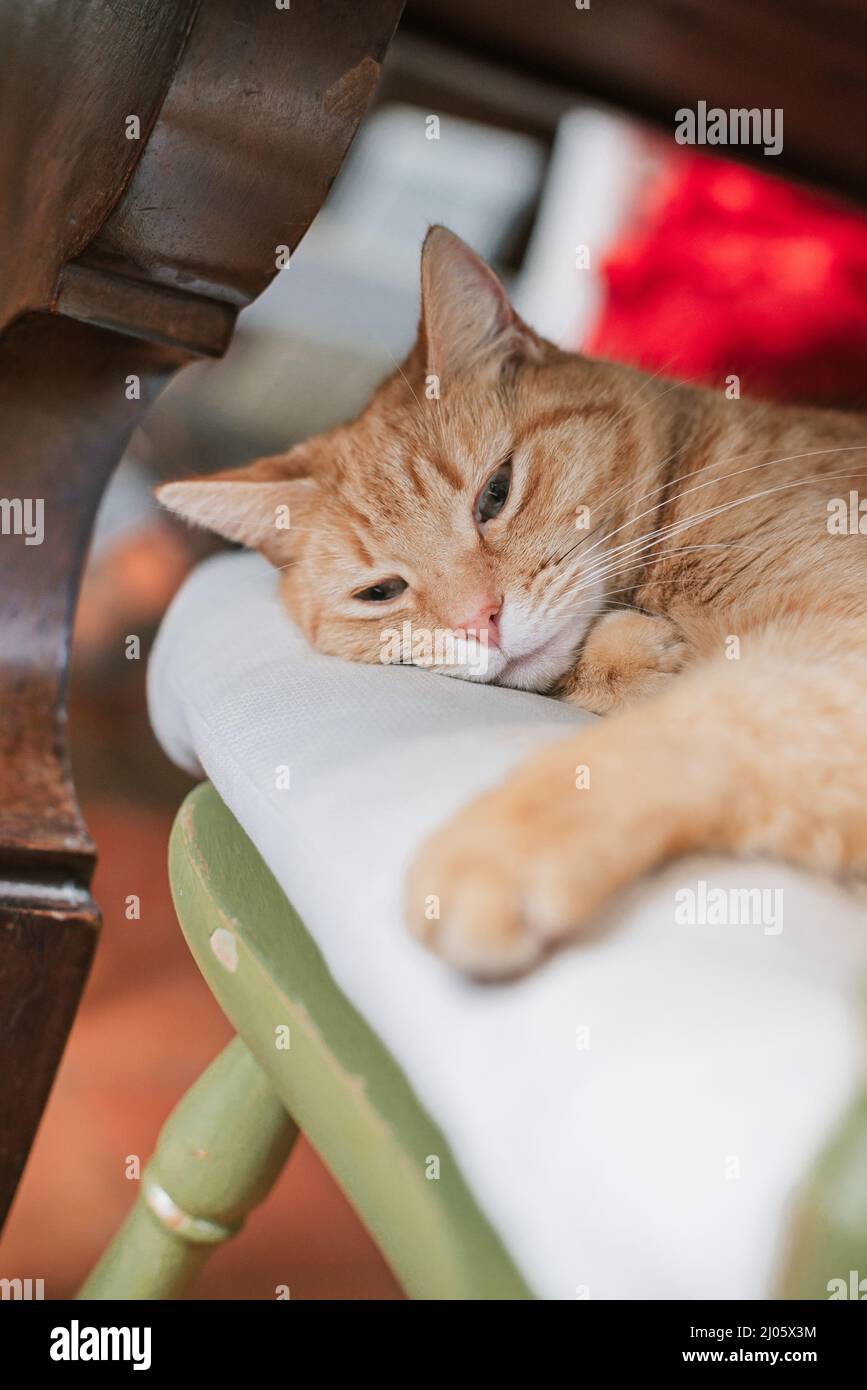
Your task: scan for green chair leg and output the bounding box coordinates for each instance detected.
[79,1036,298,1300]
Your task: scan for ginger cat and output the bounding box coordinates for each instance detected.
[159,227,867,977]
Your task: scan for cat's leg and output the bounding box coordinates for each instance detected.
[405,636,867,976]
[561,610,688,713]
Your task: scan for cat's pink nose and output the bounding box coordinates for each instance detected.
[454,595,502,648]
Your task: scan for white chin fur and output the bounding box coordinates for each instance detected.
[495,579,606,693]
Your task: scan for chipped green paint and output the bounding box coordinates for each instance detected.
[209,926,238,972]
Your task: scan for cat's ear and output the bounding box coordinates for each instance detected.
[420,225,536,380]
[156,448,317,567]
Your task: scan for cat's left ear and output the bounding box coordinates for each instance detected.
[420,225,540,381]
[156,448,318,567]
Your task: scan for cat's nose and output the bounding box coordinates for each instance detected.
[454,595,503,648]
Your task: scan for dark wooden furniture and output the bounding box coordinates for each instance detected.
[0,0,403,1230]
[401,0,867,205]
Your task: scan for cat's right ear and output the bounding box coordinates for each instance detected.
[156,449,317,567]
[419,225,539,382]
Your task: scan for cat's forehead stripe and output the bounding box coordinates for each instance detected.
[508,470,539,523]
[340,497,377,532]
[427,455,463,491]
[345,528,374,567]
[512,401,620,446]
[404,458,430,499]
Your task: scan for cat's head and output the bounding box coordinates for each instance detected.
[158,227,637,691]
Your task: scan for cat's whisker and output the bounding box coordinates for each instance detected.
[371,341,425,414]
[562,443,867,573]
[570,541,769,587]
[576,403,866,555]
[551,435,713,571]
[566,544,772,601]
[559,441,867,573]
[558,515,712,585]
[566,468,867,600]
[603,355,684,430]
[570,500,828,598]
[544,375,708,571]
[572,520,780,597]
[571,599,640,614]
[607,377,695,435]
[556,448,867,578]
[573,433,700,541]
[590,534,774,580]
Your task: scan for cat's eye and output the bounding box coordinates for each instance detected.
[353,577,408,603]
[475,460,512,524]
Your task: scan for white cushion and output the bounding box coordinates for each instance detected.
[149,551,866,1299]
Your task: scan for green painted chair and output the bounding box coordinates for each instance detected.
[81,783,530,1300]
[78,782,867,1301]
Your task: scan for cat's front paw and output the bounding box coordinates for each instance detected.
[404,760,619,978]
[405,810,545,978]
[563,610,688,714]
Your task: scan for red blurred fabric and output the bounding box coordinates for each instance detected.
[586,153,867,410]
